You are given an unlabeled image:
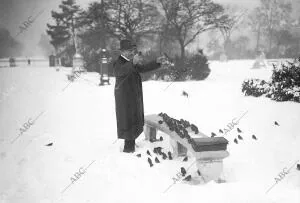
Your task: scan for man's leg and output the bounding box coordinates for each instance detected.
[123,139,135,153]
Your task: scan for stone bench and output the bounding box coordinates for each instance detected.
[144,114,229,183]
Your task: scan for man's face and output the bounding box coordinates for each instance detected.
[123,47,137,60]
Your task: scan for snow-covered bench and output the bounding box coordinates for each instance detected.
[144,114,229,183]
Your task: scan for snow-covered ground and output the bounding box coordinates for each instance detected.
[0,60,299,203]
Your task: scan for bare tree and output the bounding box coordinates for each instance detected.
[217,6,248,56]
[250,0,292,53]
[158,0,229,61]
[248,7,266,52]
[107,0,162,44]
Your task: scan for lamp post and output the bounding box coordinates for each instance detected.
[99,48,110,86]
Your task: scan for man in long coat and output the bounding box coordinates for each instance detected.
[113,39,168,153]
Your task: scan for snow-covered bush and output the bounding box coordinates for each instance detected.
[242,79,270,97]
[242,57,300,102]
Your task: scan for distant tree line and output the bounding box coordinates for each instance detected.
[209,0,300,60]
[46,0,300,70]
[46,0,230,70]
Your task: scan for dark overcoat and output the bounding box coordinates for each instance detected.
[113,56,161,140]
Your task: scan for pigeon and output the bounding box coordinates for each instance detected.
[45,143,53,146]
[147,150,152,157]
[234,138,238,144]
[181,167,187,176]
[158,120,163,124]
[252,135,257,140]
[183,156,188,162]
[169,127,175,132]
[211,132,217,137]
[183,175,192,181]
[136,154,141,158]
[237,128,242,133]
[274,121,279,126]
[238,135,243,140]
[159,136,163,141]
[147,158,153,167]
[297,164,300,171]
[190,126,198,134]
[161,152,167,160]
[168,151,173,160]
[219,129,224,133]
[155,157,160,163]
[197,170,201,176]
[156,147,163,154]
[182,91,189,97]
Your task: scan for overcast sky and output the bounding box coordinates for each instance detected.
[0,0,298,57]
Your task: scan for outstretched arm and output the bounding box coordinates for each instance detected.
[134,61,161,73]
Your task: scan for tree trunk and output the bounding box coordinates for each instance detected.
[224,38,231,57]
[159,33,162,55]
[269,29,273,53]
[179,41,185,61]
[71,17,77,54]
[268,7,273,54]
[101,0,106,49]
[256,24,261,52]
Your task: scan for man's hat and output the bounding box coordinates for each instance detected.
[120,39,136,51]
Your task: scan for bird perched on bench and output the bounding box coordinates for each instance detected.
[191,124,199,134]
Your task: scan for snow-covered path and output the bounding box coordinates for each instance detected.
[0,60,299,203]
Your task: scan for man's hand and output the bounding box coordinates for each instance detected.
[157,54,173,68]
[157,56,169,64]
[133,54,143,65]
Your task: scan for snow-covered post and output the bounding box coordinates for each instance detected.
[71,17,85,73]
[72,53,84,73]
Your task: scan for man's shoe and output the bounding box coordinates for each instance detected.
[123,140,135,153]
[123,147,135,153]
